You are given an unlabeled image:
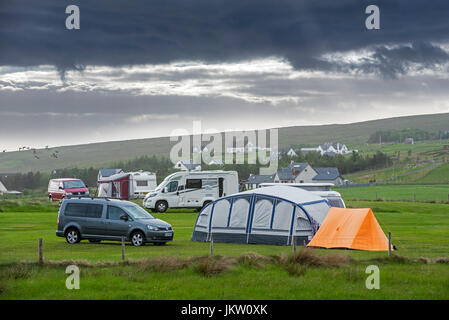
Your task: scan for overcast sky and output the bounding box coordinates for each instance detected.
[1,0,449,151]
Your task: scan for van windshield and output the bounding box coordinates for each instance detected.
[63,180,86,189]
[125,205,155,219]
[154,173,175,191]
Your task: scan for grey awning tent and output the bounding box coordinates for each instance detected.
[191,185,330,246]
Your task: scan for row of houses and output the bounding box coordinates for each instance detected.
[192,142,355,158]
[245,162,344,189]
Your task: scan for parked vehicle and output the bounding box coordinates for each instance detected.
[258,182,346,208]
[56,198,173,246]
[48,178,89,201]
[143,170,239,212]
[97,171,157,200]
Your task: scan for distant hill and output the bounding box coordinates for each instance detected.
[1,112,449,173]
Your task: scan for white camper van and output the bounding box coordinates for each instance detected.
[143,171,239,212]
[258,182,346,208]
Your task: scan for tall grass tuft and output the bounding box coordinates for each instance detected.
[193,255,235,277]
[237,252,273,268]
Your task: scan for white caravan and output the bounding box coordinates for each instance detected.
[130,171,157,199]
[143,171,239,212]
[258,182,346,208]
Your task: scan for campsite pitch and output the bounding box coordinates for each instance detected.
[0,197,448,299]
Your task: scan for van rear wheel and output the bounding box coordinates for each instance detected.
[66,228,81,244]
[155,201,168,213]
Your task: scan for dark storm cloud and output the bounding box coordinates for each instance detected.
[1,0,449,78]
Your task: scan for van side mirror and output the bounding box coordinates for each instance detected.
[59,186,64,190]
[164,187,168,193]
[120,214,129,221]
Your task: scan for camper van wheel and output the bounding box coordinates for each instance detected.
[155,201,168,213]
[48,195,52,201]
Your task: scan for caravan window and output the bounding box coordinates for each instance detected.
[252,197,274,229]
[186,179,202,189]
[136,180,148,187]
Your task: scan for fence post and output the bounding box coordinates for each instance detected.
[209,233,214,256]
[121,236,125,261]
[388,232,391,257]
[292,235,297,253]
[38,238,43,264]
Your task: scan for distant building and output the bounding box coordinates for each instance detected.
[174,160,201,171]
[404,138,414,145]
[0,180,22,196]
[245,174,275,189]
[312,167,343,185]
[301,142,355,156]
[246,162,344,187]
[274,162,318,183]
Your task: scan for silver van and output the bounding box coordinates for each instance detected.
[56,198,173,246]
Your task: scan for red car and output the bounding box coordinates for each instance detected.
[48,178,89,201]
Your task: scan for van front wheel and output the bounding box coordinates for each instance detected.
[131,231,145,247]
[155,201,168,213]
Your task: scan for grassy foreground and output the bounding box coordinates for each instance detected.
[0,197,448,299]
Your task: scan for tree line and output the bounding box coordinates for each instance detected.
[367,128,449,143]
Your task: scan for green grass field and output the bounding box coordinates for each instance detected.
[337,184,449,203]
[1,194,448,300]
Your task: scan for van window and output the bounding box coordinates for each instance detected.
[167,181,178,192]
[186,179,202,189]
[107,206,127,220]
[64,203,86,217]
[63,180,86,189]
[64,203,103,218]
[86,204,103,218]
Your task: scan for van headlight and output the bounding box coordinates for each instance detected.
[147,225,158,231]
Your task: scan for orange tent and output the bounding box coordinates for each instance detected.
[307,207,392,251]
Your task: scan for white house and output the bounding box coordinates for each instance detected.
[174,160,201,171]
[301,142,355,156]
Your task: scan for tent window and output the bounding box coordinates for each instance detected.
[197,204,212,227]
[296,206,311,230]
[229,196,251,228]
[252,197,274,229]
[303,201,330,225]
[211,199,231,227]
[272,200,294,231]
